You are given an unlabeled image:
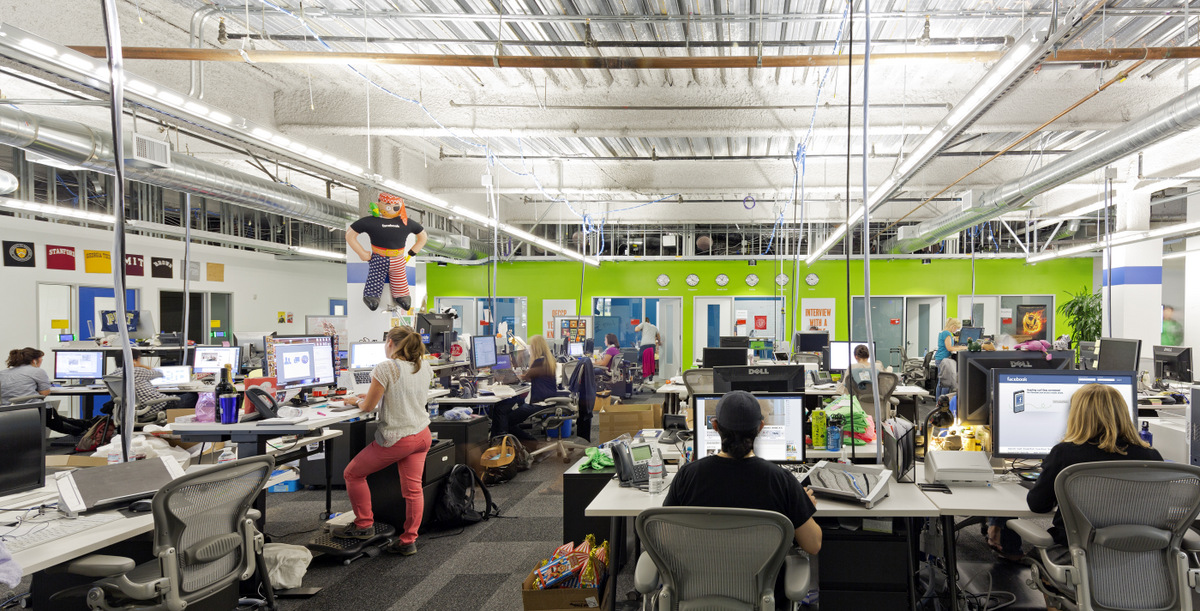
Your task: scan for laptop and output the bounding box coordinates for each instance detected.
[491,367,522,386]
[348,342,388,395]
[151,366,192,387]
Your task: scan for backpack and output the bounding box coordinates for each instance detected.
[481,434,532,486]
[76,416,115,453]
[433,464,500,529]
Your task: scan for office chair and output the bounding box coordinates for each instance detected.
[526,359,588,462]
[1008,461,1200,611]
[595,353,626,393]
[102,375,175,428]
[633,507,811,611]
[681,368,713,415]
[66,456,277,611]
[849,371,900,418]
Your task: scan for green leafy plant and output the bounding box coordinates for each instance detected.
[1057,286,1102,353]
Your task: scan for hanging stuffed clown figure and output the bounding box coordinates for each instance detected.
[346,193,428,312]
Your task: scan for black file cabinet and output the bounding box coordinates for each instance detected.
[366,437,456,532]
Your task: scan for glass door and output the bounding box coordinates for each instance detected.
[904,296,944,361]
[648,297,683,379]
[851,296,905,368]
[693,297,733,365]
[592,298,645,350]
[209,293,233,344]
[958,295,998,336]
[435,298,478,336]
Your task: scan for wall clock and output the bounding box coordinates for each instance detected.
[775,273,789,286]
[685,274,700,287]
[656,274,670,287]
[715,274,730,287]
[746,273,760,287]
[805,273,820,286]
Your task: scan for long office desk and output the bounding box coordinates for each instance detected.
[435,384,531,407]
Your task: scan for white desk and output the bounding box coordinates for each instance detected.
[808,441,878,460]
[436,384,531,406]
[804,385,930,398]
[169,405,368,436]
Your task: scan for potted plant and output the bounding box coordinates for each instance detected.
[1057,286,1101,358]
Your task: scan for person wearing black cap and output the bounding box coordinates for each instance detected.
[665,389,822,555]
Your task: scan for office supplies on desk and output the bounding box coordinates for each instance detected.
[257,415,309,426]
[1,511,124,553]
[924,451,994,486]
[806,461,892,508]
[55,456,186,517]
[882,416,916,483]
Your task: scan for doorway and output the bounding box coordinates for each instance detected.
[693,297,733,364]
[591,297,683,380]
[905,296,944,361]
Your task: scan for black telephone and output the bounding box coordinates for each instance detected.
[612,442,656,487]
[244,387,280,421]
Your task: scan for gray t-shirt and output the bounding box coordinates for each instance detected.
[635,322,660,347]
[0,365,52,403]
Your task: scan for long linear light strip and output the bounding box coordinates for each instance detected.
[2,26,599,267]
[1,198,345,259]
[1027,221,1200,263]
[805,27,1051,265]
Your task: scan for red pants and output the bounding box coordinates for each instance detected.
[343,427,431,545]
[640,344,656,378]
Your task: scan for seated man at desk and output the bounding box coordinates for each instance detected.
[665,390,822,607]
[837,344,890,394]
[110,349,195,416]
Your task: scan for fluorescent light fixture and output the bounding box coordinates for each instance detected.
[1,198,115,224]
[251,127,274,140]
[208,110,232,124]
[183,101,209,116]
[292,246,347,260]
[1028,222,1200,263]
[157,91,184,106]
[126,79,156,96]
[18,37,58,58]
[59,53,94,72]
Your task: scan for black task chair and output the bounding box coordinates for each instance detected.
[525,360,588,461]
[849,370,901,418]
[66,456,277,611]
[1009,461,1200,611]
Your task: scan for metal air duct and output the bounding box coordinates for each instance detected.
[0,169,16,195]
[889,84,1200,253]
[0,104,486,259]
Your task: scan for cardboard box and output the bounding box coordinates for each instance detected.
[161,409,224,457]
[46,455,108,470]
[521,569,609,611]
[597,403,658,444]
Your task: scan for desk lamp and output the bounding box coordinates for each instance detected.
[923,394,956,455]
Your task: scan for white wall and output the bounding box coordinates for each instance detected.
[0,216,346,361]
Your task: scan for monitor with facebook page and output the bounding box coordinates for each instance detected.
[827,341,874,372]
[54,351,106,380]
[991,370,1137,459]
[150,366,191,387]
[471,335,498,370]
[269,336,335,389]
[350,342,389,369]
[958,350,1074,425]
[691,394,805,463]
[192,346,241,374]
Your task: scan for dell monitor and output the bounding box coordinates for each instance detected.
[692,394,805,462]
[192,346,241,374]
[416,312,456,355]
[827,341,875,372]
[991,370,1137,459]
[568,341,585,358]
[712,365,805,393]
[471,335,498,370]
[350,342,389,369]
[54,351,106,380]
[1097,338,1142,372]
[150,366,191,387]
[702,347,748,368]
[795,331,830,353]
[1077,341,1098,370]
[1154,345,1193,384]
[268,336,336,390]
[958,327,983,345]
[957,350,1075,425]
[719,336,751,349]
[0,402,47,496]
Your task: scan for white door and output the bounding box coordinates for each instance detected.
[905,296,944,361]
[656,298,683,379]
[435,298,478,337]
[958,295,999,337]
[693,297,733,365]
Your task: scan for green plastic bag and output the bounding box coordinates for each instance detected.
[579,447,614,471]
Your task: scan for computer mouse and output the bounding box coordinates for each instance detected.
[129,499,153,513]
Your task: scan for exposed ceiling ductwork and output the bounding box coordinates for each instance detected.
[0,169,16,195]
[889,83,1200,253]
[0,104,486,260]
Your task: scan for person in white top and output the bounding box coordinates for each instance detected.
[333,326,434,555]
[633,319,661,380]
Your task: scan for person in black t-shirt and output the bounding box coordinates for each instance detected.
[346,193,428,311]
[664,391,821,607]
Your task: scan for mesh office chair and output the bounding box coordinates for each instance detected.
[1008,461,1200,611]
[68,456,277,611]
[633,507,812,611]
[849,371,901,418]
[595,353,626,395]
[681,368,714,415]
[527,360,588,462]
[102,374,175,428]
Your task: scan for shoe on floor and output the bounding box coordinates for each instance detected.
[331,523,376,540]
[388,541,417,556]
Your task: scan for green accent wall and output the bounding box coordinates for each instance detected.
[426,258,1093,367]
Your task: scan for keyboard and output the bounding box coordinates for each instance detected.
[354,371,371,385]
[2,512,124,552]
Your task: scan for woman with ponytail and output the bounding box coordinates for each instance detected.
[334,326,434,555]
[1,347,92,435]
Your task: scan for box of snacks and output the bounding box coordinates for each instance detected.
[521,536,610,611]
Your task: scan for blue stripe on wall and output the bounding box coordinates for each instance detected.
[346,262,417,286]
[1101,265,1163,286]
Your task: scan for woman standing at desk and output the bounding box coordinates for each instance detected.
[334,326,434,555]
[594,333,620,370]
[934,318,964,365]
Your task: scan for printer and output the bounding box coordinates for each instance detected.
[925,450,994,486]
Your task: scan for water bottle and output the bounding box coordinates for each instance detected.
[217,447,236,464]
[1140,422,1154,446]
[107,446,121,465]
[826,423,843,452]
[647,449,664,494]
[429,401,439,420]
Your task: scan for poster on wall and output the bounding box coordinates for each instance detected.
[46,245,76,270]
[187,261,201,281]
[83,250,111,273]
[124,254,144,276]
[800,298,836,333]
[1015,304,1048,341]
[151,257,173,278]
[207,262,224,282]
[554,316,591,342]
[3,241,35,267]
[542,299,577,339]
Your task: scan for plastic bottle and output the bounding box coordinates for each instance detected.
[1140,422,1154,446]
[428,401,440,420]
[826,418,843,452]
[217,447,236,464]
[647,449,664,494]
[107,445,121,465]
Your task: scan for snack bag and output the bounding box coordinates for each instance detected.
[565,549,589,575]
[579,549,602,588]
[535,556,573,590]
[595,540,610,566]
[551,542,574,559]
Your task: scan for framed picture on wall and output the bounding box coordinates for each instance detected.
[1015,304,1048,341]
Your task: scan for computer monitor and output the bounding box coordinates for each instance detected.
[495,354,512,370]
[0,402,47,496]
[1097,338,1142,372]
[1077,341,1098,370]
[957,350,1075,425]
[350,342,389,369]
[795,331,830,353]
[269,336,335,389]
[471,335,498,370]
[719,336,751,349]
[1154,345,1193,384]
[827,341,874,372]
[692,394,805,463]
[568,342,585,358]
[233,332,270,365]
[150,366,191,386]
[192,346,241,374]
[417,312,456,354]
[702,347,748,368]
[130,310,156,341]
[54,351,106,380]
[712,365,805,393]
[991,370,1137,459]
[958,327,982,345]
